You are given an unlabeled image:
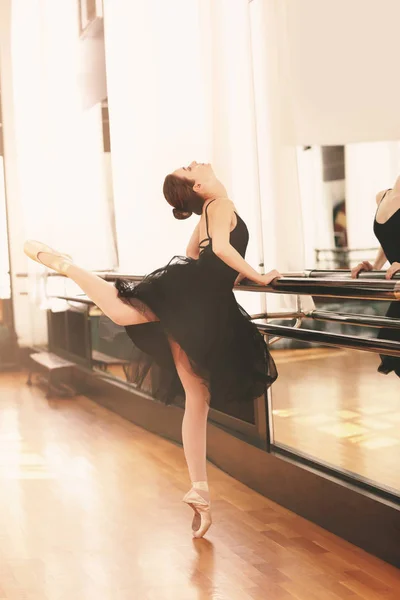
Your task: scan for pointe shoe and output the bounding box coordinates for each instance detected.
[24,240,72,275]
[183,488,212,539]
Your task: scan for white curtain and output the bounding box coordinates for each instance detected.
[103,0,308,314]
[199,0,268,314]
[11,0,114,271]
[4,0,115,344]
[103,0,209,278]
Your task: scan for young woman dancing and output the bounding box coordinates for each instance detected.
[352,176,400,377]
[24,161,279,538]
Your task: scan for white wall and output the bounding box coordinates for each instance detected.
[280,0,400,144]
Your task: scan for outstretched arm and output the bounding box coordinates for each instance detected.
[208,199,280,285]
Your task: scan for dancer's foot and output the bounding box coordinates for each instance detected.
[183,481,212,539]
[24,241,72,275]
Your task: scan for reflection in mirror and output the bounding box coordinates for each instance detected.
[268,142,400,497]
[297,145,346,269]
[270,340,400,495]
[297,142,400,271]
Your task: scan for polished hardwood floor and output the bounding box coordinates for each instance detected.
[272,348,400,494]
[1,371,399,599]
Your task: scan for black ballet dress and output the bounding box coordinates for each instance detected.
[373,189,400,377]
[115,200,277,407]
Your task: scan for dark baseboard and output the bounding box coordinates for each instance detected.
[78,367,400,569]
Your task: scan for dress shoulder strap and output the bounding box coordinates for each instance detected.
[375,188,392,222]
[204,199,217,239]
[380,189,392,204]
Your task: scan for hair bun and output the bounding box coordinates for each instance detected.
[173,208,192,220]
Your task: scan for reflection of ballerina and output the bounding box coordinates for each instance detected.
[376,301,400,377]
[24,161,279,538]
[352,179,400,376]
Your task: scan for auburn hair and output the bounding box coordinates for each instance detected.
[163,174,204,220]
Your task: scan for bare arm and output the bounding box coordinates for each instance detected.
[372,247,387,270]
[351,191,388,277]
[208,199,279,284]
[372,191,388,269]
[186,222,200,259]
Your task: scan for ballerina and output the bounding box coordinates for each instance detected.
[24,161,279,538]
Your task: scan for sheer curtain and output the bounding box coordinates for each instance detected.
[249,0,309,311]
[103,0,210,279]
[5,0,115,344]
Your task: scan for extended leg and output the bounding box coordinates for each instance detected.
[37,252,157,326]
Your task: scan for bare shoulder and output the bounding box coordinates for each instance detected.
[207,198,235,214]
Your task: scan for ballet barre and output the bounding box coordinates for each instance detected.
[44,290,400,361]
[18,269,400,360]
[255,322,400,358]
[91,269,400,301]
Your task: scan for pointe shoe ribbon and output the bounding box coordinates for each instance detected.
[183,489,212,539]
[24,240,72,275]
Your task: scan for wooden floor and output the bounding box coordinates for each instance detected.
[272,348,400,494]
[1,372,399,600]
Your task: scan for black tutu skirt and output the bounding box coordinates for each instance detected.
[377,301,400,378]
[115,256,277,408]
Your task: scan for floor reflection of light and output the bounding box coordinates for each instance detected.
[359,405,395,416]
[318,422,368,438]
[386,412,400,422]
[360,437,400,449]
[272,409,301,418]
[293,414,334,425]
[357,417,392,431]
[0,430,53,479]
[337,410,359,419]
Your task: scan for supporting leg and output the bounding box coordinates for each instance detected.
[170,340,213,538]
[169,340,210,496]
